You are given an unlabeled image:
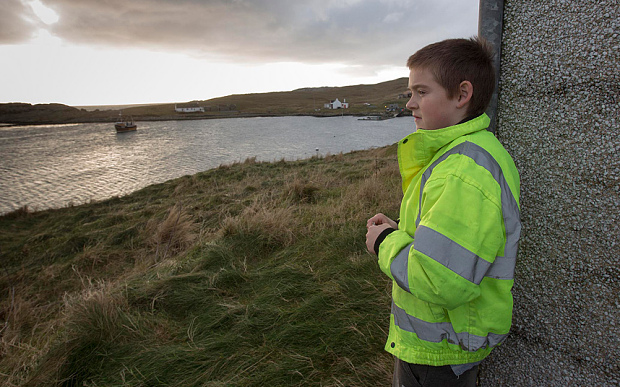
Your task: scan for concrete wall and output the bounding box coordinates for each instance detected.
[480,1,619,385]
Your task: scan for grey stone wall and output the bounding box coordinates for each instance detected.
[480,0,619,385]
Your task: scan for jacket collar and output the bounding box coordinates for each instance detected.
[398,114,491,193]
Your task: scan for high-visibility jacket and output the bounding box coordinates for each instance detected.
[378,113,521,366]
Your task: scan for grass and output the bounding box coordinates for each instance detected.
[0,145,402,386]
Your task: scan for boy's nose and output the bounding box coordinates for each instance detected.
[406,98,417,111]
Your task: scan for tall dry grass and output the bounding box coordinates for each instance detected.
[147,203,197,263]
[221,200,299,251]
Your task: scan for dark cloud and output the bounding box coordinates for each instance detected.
[0,0,38,43]
[38,0,478,66]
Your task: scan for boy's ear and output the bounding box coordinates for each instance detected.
[456,81,473,109]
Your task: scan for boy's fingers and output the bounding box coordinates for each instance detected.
[365,228,376,254]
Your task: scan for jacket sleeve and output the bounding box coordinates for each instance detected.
[378,165,505,310]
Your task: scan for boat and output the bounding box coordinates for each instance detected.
[358,115,388,121]
[115,113,137,133]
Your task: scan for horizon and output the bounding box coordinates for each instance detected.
[1,0,478,106]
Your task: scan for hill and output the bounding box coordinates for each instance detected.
[179,77,410,116]
[0,145,401,385]
[0,78,410,125]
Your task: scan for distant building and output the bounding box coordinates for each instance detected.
[324,98,349,109]
[175,103,205,113]
[398,90,412,99]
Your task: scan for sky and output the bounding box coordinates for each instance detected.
[0,0,479,107]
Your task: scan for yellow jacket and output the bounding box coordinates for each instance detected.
[378,114,521,365]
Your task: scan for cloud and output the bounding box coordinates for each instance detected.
[32,0,478,67]
[0,0,38,43]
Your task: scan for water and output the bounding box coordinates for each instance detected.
[0,116,414,214]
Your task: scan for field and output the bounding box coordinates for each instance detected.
[0,145,403,386]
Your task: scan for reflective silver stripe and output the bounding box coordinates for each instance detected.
[414,141,521,281]
[392,302,508,351]
[390,242,414,292]
[414,226,490,284]
[485,255,515,280]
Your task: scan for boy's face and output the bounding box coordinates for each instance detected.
[406,67,465,130]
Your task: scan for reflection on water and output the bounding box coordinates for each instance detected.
[0,116,414,214]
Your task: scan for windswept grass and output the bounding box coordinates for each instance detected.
[0,144,402,386]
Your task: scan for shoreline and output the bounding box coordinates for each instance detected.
[0,111,409,128]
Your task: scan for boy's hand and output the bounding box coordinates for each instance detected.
[366,213,397,229]
[366,223,393,255]
[366,213,397,255]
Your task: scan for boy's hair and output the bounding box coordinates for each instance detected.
[407,37,495,117]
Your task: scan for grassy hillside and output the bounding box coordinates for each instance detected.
[0,78,409,125]
[179,78,410,116]
[109,78,411,119]
[0,103,114,125]
[0,145,403,386]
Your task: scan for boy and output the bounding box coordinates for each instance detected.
[365,37,521,387]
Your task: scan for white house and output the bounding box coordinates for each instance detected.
[324,98,349,109]
[175,103,205,113]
